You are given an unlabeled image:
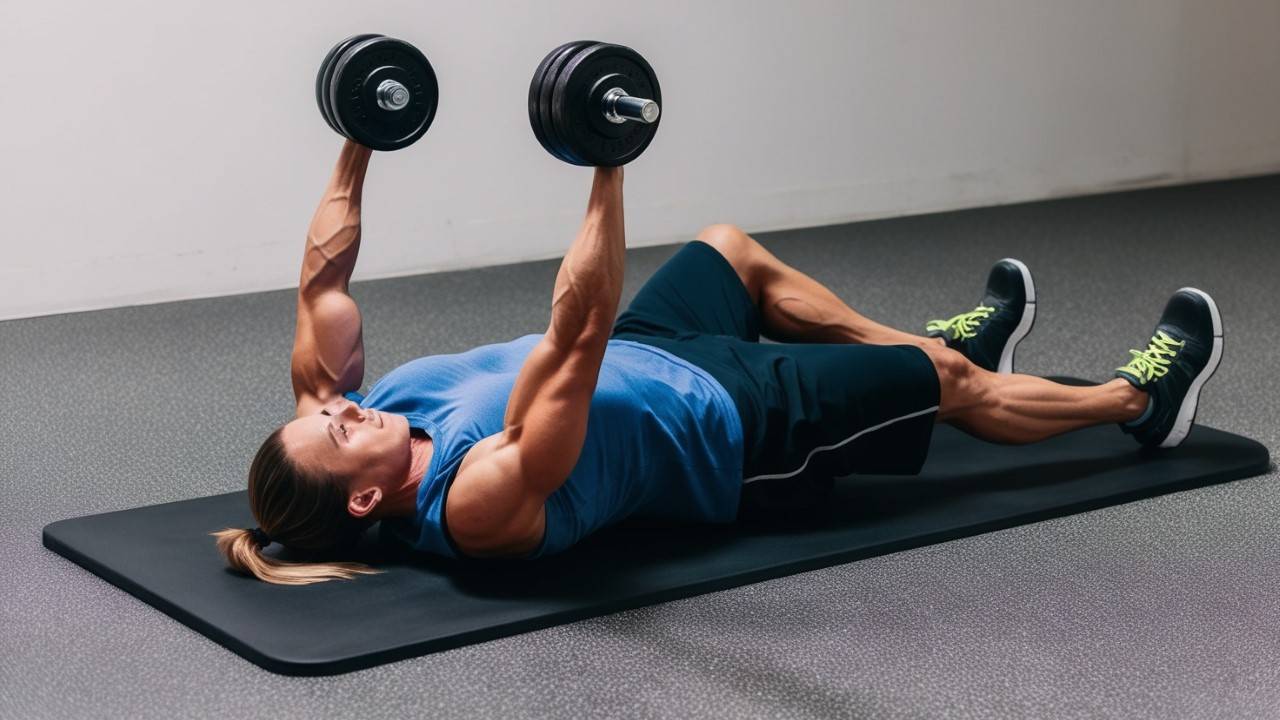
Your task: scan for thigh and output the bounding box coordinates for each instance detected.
[613,241,760,341]
[729,342,942,514]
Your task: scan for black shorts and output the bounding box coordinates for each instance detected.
[612,241,941,517]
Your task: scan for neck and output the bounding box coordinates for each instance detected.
[384,435,432,519]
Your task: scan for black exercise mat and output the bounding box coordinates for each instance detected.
[43,392,1270,676]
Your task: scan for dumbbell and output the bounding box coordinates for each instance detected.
[316,34,438,151]
[528,41,662,166]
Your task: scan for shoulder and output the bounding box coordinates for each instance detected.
[445,434,547,558]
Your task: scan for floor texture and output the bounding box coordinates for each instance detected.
[2,175,1277,719]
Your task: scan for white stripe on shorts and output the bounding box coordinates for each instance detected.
[742,405,940,484]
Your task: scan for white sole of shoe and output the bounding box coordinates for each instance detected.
[1159,287,1224,448]
[996,258,1036,374]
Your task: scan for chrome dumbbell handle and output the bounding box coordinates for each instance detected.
[601,87,660,124]
[376,79,411,111]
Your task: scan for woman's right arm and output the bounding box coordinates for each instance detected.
[446,167,626,556]
[290,141,372,418]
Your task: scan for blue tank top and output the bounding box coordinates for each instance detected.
[345,334,744,559]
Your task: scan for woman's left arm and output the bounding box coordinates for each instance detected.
[290,141,371,418]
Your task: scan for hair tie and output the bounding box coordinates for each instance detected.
[249,527,272,548]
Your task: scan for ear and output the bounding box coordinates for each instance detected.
[347,486,383,519]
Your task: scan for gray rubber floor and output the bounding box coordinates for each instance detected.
[3,176,1278,720]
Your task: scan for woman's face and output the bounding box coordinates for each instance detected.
[279,398,412,495]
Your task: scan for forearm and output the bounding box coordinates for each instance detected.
[300,141,372,294]
[453,169,629,547]
[546,167,625,351]
[494,168,626,489]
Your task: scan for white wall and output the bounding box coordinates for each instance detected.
[2,0,1278,321]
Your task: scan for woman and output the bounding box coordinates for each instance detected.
[215,141,1222,584]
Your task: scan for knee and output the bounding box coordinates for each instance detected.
[931,345,972,380]
[696,223,756,259]
[695,224,760,282]
[923,344,982,409]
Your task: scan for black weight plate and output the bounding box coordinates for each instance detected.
[534,40,594,164]
[539,40,597,164]
[528,41,584,162]
[553,43,662,166]
[316,42,345,134]
[555,43,661,166]
[526,42,567,160]
[330,36,438,151]
[330,36,430,146]
[546,42,610,166]
[548,43,612,166]
[552,43,613,166]
[316,34,383,137]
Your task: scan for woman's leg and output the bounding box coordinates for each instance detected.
[922,342,1147,443]
[695,224,1147,444]
[695,224,941,349]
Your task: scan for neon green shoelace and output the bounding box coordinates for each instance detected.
[926,305,995,341]
[1118,330,1184,383]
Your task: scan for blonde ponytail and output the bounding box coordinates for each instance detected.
[214,426,384,586]
[211,527,380,586]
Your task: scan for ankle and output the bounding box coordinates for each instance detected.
[1110,379,1150,421]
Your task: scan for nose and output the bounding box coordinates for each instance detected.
[338,401,367,422]
[326,399,367,424]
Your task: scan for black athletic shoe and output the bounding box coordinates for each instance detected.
[1115,288,1224,448]
[925,258,1036,373]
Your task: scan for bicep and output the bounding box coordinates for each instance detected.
[291,289,365,417]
